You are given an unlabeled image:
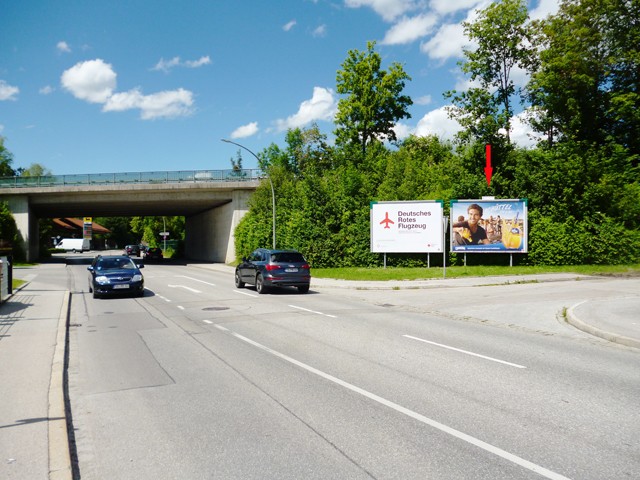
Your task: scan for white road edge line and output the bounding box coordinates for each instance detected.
[177,275,216,287]
[403,335,527,369]
[154,293,172,303]
[203,320,213,324]
[214,327,566,480]
[168,284,202,293]
[288,304,337,318]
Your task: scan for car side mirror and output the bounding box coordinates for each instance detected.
[87,266,94,272]
[138,264,144,269]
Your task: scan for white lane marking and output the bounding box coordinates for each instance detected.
[403,335,527,369]
[234,290,257,297]
[288,304,337,318]
[168,284,202,293]
[177,305,185,310]
[177,275,216,287]
[203,320,213,324]
[214,326,568,480]
[154,293,172,303]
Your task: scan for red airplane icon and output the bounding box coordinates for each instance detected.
[380,212,394,229]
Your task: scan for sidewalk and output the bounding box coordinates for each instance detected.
[0,264,71,480]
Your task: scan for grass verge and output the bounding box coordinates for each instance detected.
[312,264,640,281]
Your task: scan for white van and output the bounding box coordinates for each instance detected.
[56,238,90,252]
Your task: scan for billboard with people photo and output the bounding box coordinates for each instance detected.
[450,199,527,253]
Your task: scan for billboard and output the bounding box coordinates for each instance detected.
[450,199,527,253]
[370,201,444,253]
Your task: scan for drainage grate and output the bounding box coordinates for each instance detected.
[202,307,229,311]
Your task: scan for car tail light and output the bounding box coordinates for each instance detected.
[265,264,279,271]
[301,264,310,269]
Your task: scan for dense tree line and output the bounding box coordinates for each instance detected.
[236,0,640,267]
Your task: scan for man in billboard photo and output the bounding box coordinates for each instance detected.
[453,203,490,246]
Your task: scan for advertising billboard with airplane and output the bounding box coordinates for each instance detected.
[370,201,444,253]
[450,199,528,253]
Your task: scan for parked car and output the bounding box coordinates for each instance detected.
[235,248,311,294]
[143,247,163,261]
[124,245,140,256]
[87,255,145,299]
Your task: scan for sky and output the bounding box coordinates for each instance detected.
[1,0,560,176]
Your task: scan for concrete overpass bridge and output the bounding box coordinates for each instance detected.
[0,169,261,262]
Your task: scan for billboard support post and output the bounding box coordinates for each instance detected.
[442,216,448,279]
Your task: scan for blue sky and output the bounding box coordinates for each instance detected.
[1,0,558,175]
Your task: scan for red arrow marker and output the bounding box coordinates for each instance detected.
[484,144,493,186]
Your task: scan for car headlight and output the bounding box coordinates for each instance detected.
[132,274,143,282]
[95,275,110,285]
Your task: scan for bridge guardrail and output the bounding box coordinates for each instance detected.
[0,169,265,188]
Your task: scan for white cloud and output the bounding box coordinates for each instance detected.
[0,80,19,101]
[152,55,211,73]
[420,22,468,61]
[414,106,462,140]
[57,41,71,53]
[185,56,211,68]
[275,87,336,131]
[61,59,116,103]
[381,13,438,45]
[103,88,194,119]
[39,85,54,95]
[283,20,297,31]
[430,0,485,16]
[312,24,327,37]
[392,122,413,140]
[61,58,194,119]
[231,122,259,139]
[414,95,432,105]
[344,0,417,22]
[510,109,540,148]
[529,0,560,20]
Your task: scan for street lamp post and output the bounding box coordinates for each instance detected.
[221,139,276,249]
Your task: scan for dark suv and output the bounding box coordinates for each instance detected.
[235,249,311,294]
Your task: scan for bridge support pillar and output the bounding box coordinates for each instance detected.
[185,189,251,263]
[4,195,39,262]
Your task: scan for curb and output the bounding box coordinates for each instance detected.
[566,301,640,350]
[48,290,72,480]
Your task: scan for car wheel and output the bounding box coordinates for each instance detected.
[92,290,99,299]
[255,274,268,294]
[297,285,310,294]
[235,270,245,288]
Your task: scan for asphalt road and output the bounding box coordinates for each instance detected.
[65,260,640,479]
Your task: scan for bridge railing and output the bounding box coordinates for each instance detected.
[0,169,265,188]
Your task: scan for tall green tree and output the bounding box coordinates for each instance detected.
[259,125,332,176]
[0,137,16,177]
[528,0,640,157]
[445,0,536,147]
[335,41,412,158]
[19,163,52,177]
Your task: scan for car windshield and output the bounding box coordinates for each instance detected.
[98,258,135,270]
[271,252,305,263]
